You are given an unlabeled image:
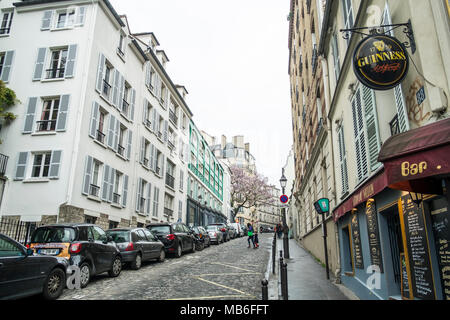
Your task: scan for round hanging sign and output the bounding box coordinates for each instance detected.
[353,34,409,90]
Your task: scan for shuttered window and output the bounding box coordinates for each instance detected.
[351,87,368,183]
[32,45,77,81]
[0,50,14,83]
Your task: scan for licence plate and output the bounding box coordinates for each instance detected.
[39,249,59,255]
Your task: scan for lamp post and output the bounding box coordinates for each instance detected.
[314,198,330,280]
[280,170,290,259]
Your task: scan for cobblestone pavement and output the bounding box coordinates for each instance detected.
[59,233,272,300]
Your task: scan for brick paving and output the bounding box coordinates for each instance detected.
[59,233,272,300]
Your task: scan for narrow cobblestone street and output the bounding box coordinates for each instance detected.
[59,234,271,300]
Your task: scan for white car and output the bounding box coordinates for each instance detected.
[229,223,244,237]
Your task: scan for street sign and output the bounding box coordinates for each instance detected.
[280,195,289,204]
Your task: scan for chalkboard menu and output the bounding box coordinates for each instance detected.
[430,198,450,300]
[399,195,436,300]
[400,253,411,299]
[351,212,364,269]
[366,200,384,273]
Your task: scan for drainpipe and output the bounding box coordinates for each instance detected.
[320,55,341,283]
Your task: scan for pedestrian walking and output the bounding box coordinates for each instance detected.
[247,223,255,248]
[253,221,259,249]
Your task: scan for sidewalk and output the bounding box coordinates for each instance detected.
[265,235,358,300]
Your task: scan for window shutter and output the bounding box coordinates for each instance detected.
[41,11,53,30]
[101,165,110,201]
[118,75,125,109]
[1,50,14,82]
[180,170,184,191]
[112,70,120,107]
[331,34,340,81]
[139,137,145,164]
[33,48,47,81]
[161,155,165,178]
[362,85,381,171]
[352,87,368,182]
[136,178,143,212]
[155,74,161,100]
[122,174,128,207]
[146,183,152,215]
[76,6,86,26]
[145,62,150,88]
[23,97,37,134]
[108,168,115,202]
[107,114,116,148]
[49,150,62,179]
[151,109,157,132]
[129,88,136,121]
[82,156,93,195]
[95,53,105,93]
[126,130,132,160]
[113,118,120,151]
[394,85,409,133]
[143,99,148,125]
[14,152,29,181]
[56,94,70,132]
[153,187,159,217]
[89,102,99,138]
[149,144,155,171]
[65,44,77,78]
[152,146,158,172]
[163,120,168,143]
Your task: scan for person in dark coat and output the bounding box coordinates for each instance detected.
[247,223,255,248]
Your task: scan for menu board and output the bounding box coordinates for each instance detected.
[400,253,411,299]
[399,195,436,300]
[351,212,364,269]
[430,198,450,300]
[366,200,384,273]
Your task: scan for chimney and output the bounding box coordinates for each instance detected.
[233,136,244,149]
[156,50,169,68]
[221,135,227,149]
[175,85,189,100]
[245,143,250,153]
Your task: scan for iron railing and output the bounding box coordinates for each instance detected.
[0,217,43,246]
[166,173,175,189]
[45,68,65,79]
[36,120,57,132]
[0,153,9,176]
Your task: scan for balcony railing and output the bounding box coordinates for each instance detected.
[143,157,149,168]
[390,114,400,136]
[156,166,161,176]
[164,207,174,217]
[112,193,121,205]
[165,173,175,189]
[89,184,100,197]
[117,144,125,157]
[0,153,9,176]
[36,120,57,132]
[139,197,146,214]
[102,80,112,99]
[169,110,178,127]
[96,130,106,144]
[0,27,11,35]
[168,140,175,150]
[45,68,65,79]
[121,99,129,115]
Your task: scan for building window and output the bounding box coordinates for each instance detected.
[152,187,160,217]
[89,160,101,197]
[342,0,354,46]
[55,8,76,29]
[0,53,4,77]
[0,10,13,35]
[102,63,113,99]
[31,152,51,178]
[112,171,122,205]
[46,48,68,79]
[37,98,59,132]
[166,160,175,189]
[122,83,130,116]
[117,32,126,57]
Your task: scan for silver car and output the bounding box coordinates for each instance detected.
[206,225,224,244]
[229,223,244,238]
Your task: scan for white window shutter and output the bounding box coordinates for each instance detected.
[107,114,116,148]
[108,168,115,203]
[112,70,120,107]
[56,95,70,132]
[146,183,152,215]
[101,165,110,201]
[65,44,77,78]
[95,53,105,93]
[126,130,132,160]
[129,88,136,121]
[136,178,143,212]
[23,97,37,134]
[352,87,368,182]
[89,102,99,138]
[14,152,29,181]
[362,85,381,171]
[49,150,62,179]
[1,51,14,83]
[33,48,47,81]
[41,11,53,30]
[76,6,86,26]
[122,174,129,207]
[82,156,93,195]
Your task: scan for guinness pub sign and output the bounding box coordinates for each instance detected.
[353,34,409,90]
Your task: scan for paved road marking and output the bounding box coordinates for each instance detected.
[211,262,255,273]
[167,295,250,300]
[193,272,261,277]
[195,276,256,299]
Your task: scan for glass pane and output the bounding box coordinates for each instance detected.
[31,227,76,243]
[106,230,130,243]
[0,237,24,257]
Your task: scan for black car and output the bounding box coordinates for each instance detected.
[146,222,196,258]
[29,224,122,288]
[191,226,211,251]
[207,223,230,242]
[106,228,165,270]
[0,233,69,300]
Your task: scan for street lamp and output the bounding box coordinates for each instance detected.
[280,169,290,259]
[314,198,330,280]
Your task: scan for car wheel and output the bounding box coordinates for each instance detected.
[42,268,65,300]
[158,249,166,262]
[131,253,142,270]
[79,262,91,288]
[175,244,182,258]
[108,256,122,277]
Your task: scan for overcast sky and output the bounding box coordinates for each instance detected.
[110,0,293,187]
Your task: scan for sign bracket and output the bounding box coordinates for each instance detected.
[340,20,416,54]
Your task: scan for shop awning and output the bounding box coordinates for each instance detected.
[333,169,389,222]
[377,118,450,194]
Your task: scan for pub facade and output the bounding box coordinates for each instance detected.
[318,0,450,299]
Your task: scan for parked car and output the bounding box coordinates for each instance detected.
[191,226,211,251]
[261,226,274,233]
[0,233,69,300]
[229,223,244,238]
[29,223,122,288]
[205,225,224,244]
[208,223,230,242]
[146,222,196,258]
[106,228,165,270]
[226,223,237,239]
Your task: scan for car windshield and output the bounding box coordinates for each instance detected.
[149,225,171,234]
[31,227,76,243]
[106,230,130,243]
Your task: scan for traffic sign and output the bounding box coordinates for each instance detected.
[280,195,289,204]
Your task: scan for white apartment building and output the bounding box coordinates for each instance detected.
[0,0,193,229]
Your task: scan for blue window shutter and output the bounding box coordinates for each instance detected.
[14,152,29,181]
[65,44,77,78]
[122,174,129,207]
[1,51,14,83]
[56,95,70,132]
[82,156,93,195]
[95,53,105,93]
[107,114,116,148]
[41,11,53,30]
[23,97,38,134]
[89,102,99,138]
[49,150,62,179]
[101,165,110,201]
[33,48,47,81]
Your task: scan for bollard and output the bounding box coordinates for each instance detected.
[281,262,288,300]
[261,279,269,300]
[272,238,276,274]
